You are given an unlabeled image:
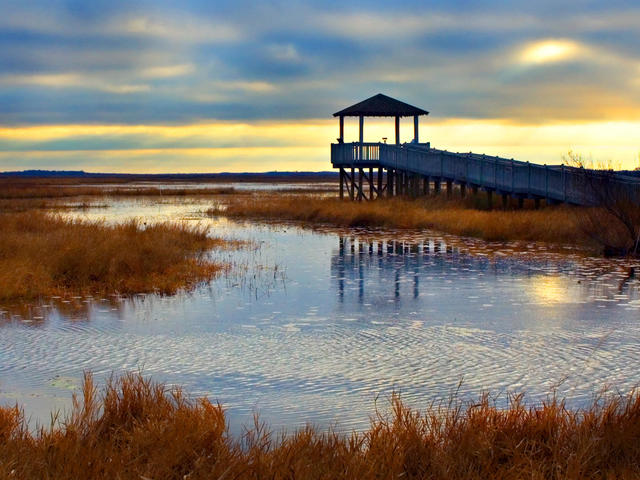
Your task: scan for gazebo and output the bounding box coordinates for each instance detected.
[331,93,430,201]
[333,93,429,144]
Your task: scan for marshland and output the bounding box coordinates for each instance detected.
[1,175,640,478]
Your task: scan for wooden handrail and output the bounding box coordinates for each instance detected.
[331,142,640,206]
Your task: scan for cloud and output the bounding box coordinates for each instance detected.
[140,64,195,78]
[265,43,301,62]
[0,6,243,44]
[108,14,241,44]
[314,11,540,41]
[0,73,150,94]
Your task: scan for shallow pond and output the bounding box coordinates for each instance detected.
[1,196,639,433]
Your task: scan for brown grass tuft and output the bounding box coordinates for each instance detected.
[212,195,590,246]
[1,373,640,479]
[0,211,227,302]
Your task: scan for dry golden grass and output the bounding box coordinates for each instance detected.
[0,211,226,302]
[214,195,589,245]
[1,372,639,479]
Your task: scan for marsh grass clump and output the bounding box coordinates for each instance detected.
[0,211,226,302]
[1,373,640,479]
[212,195,586,246]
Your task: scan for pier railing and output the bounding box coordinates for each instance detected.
[331,142,640,205]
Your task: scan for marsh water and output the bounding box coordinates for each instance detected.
[1,192,640,433]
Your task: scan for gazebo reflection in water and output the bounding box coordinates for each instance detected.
[331,236,464,304]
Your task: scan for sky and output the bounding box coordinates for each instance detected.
[0,0,639,173]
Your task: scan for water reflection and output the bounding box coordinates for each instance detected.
[335,237,465,304]
[330,235,604,309]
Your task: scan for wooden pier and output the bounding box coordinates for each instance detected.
[332,94,640,207]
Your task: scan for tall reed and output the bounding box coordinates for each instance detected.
[1,373,639,479]
[0,211,226,302]
[213,195,588,246]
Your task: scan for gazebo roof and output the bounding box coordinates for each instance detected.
[333,93,429,117]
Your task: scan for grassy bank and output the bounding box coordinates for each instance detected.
[213,195,588,245]
[1,373,639,479]
[0,211,227,302]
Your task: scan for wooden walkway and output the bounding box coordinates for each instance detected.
[331,142,640,207]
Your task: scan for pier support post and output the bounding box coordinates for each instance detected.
[487,190,493,210]
[423,176,430,195]
[502,193,508,209]
[369,167,374,200]
[388,169,394,197]
[358,168,364,201]
[350,167,355,200]
[392,170,397,196]
[339,167,344,200]
[460,182,466,198]
[518,197,524,209]
[446,180,452,198]
[472,185,478,196]
[434,178,441,194]
[377,167,383,199]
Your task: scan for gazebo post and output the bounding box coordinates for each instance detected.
[339,116,344,143]
[395,116,400,144]
[359,115,364,143]
[414,115,419,143]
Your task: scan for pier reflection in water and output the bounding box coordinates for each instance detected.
[334,234,548,303]
[335,237,465,302]
[330,234,637,329]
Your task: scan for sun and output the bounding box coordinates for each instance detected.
[520,39,580,65]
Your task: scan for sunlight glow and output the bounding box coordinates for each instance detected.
[520,39,581,64]
[526,276,576,305]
